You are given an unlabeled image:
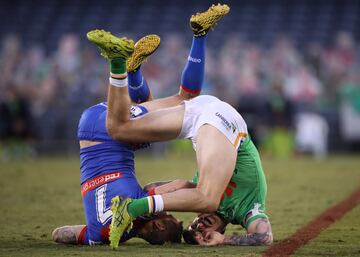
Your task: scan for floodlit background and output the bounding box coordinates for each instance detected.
[1,0,360,158]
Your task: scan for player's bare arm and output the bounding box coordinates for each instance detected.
[144,179,197,195]
[143,180,174,191]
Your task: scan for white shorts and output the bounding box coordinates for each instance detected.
[178,95,248,150]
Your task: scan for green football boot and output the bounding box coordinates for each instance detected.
[109,196,134,250]
[127,34,161,72]
[190,3,230,37]
[86,29,134,60]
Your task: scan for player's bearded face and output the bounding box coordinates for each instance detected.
[134,213,182,244]
[189,213,226,234]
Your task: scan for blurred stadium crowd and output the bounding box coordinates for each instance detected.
[0,0,360,157]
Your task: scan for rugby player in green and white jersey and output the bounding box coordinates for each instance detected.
[146,132,272,246]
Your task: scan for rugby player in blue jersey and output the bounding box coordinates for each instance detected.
[51,3,219,244]
[52,35,183,245]
[86,4,272,249]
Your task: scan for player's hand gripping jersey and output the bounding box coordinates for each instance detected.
[77,102,149,245]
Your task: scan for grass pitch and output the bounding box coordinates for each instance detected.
[0,150,360,257]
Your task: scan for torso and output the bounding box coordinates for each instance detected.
[78,102,149,184]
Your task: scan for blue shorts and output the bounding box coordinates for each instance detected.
[79,174,147,245]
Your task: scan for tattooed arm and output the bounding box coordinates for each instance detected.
[196,218,273,246]
[225,217,273,246]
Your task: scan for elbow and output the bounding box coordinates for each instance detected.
[258,232,273,246]
[265,233,273,246]
[106,116,116,136]
[52,227,61,243]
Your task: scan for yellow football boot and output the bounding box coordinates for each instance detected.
[127,34,161,72]
[190,3,230,37]
[109,196,134,250]
[87,29,134,60]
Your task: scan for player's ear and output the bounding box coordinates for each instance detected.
[153,220,166,230]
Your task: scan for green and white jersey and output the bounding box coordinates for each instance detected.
[193,135,268,229]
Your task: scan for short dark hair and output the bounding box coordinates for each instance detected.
[182,229,198,244]
[142,218,183,245]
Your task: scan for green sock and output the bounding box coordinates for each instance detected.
[110,58,126,74]
[127,198,150,218]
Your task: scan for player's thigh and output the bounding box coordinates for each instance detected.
[196,124,237,200]
[116,105,185,143]
[134,105,184,140]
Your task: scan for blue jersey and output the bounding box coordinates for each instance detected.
[77,102,149,245]
[78,102,149,184]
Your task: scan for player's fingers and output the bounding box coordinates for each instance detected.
[195,232,207,245]
[204,231,212,240]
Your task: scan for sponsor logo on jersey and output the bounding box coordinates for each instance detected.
[81,172,122,197]
[130,105,146,118]
[188,56,202,63]
[215,112,237,133]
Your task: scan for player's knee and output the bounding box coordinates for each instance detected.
[191,188,221,212]
[106,119,126,141]
[106,118,117,137]
[203,199,220,212]
[196,189,221,212]
[197,196,220,212]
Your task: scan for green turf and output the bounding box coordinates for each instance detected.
[0,153,360,257]
[294,204,360,257]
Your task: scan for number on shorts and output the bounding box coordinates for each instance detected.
[95,184,112,225]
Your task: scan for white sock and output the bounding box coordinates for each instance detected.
[148,195,164,213]
[109,72,128,87]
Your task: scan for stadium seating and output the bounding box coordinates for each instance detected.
[0,0,359,51]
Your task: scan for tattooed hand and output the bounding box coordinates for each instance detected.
[196,231,226,246]
[195,217,273,246]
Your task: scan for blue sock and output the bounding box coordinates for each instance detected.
[180,35,207,94]
[128,69,150,103]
